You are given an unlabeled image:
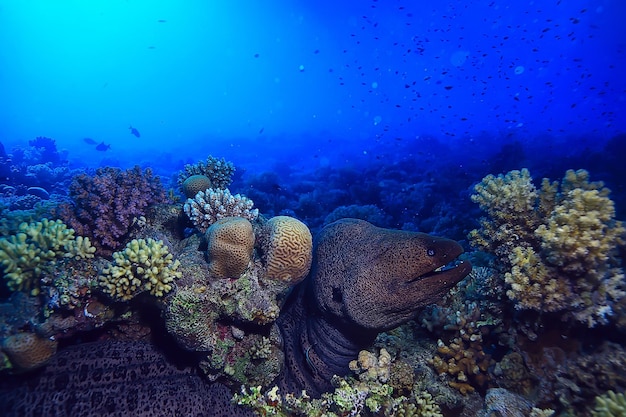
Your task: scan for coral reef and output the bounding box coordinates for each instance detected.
[234,348,446,417]
[477,388,554,417]
[206,217,255,279]
[183,188,259,233]
[470,168,626,327]
[323,204,392,227]
[99,238,182,301]
[59,166,166,256]
[429,303,494,395]
[0,219,95,295]
[177,155,235,192]
[259,216,313,285]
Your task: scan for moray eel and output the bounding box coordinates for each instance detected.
[277,218,472,397]
[0,219,470,415]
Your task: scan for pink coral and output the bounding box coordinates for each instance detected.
[60,166,166,256]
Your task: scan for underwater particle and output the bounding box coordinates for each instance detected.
[450,50,470,67]
[514,66,525,75]
[299,64,305,72]
[371,81,378,89]
[373,115,382,125]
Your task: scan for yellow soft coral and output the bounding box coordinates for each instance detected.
[470,169,626,327]
[99,238,181,301]
[0,219,95,295]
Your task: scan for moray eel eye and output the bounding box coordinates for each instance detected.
[427,248,436,256]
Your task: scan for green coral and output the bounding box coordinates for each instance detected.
[470,169,626,327]
[99,238,181,301]
[0,219,95,295]
[233,348,443,416]
[592,391,626,417]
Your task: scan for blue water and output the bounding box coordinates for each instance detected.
[1,0,624,175]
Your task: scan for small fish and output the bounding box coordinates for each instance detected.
[129,126,141,138]
[96,141,111,151]
[83,137,97,145]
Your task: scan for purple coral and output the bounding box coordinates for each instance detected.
[60,166,166,256]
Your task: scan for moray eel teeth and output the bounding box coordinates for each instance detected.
[412,259,471,282]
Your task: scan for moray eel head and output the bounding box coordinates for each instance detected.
[312,218,471,331]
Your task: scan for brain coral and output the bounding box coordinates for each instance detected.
[182,174,212,199]
[1,332,58,371]
[206,217,255,279]
[99,238,182,301]
[261,216,313,285]
[183,188,259,233]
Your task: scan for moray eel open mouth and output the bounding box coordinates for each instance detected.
[413,258,472,283]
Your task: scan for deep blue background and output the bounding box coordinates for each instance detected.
[1,0,625,237]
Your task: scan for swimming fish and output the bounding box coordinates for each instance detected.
[83,137,97,145]
[129,126,141,138]
[96,141,111,151]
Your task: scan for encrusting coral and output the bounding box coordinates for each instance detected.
[183,188,259,233]
[470,168,626,327]
[99,238,181,301]
[0,219,95,295]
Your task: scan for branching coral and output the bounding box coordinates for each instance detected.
[60,166,166,256]
[183,188,259,233]
[0,219,95,295]
[177,155,235,192]
[98,238,181,301]
[470,168,626,327]
[428,303,494,395]
[592,391,626,417]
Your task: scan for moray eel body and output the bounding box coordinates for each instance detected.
[0,219,470,414]
[277,218,472,397]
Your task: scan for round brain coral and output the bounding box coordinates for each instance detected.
[262,216,313,285]
[206,217,255,279]
[182,175,212,199]
[2,332,58,371]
